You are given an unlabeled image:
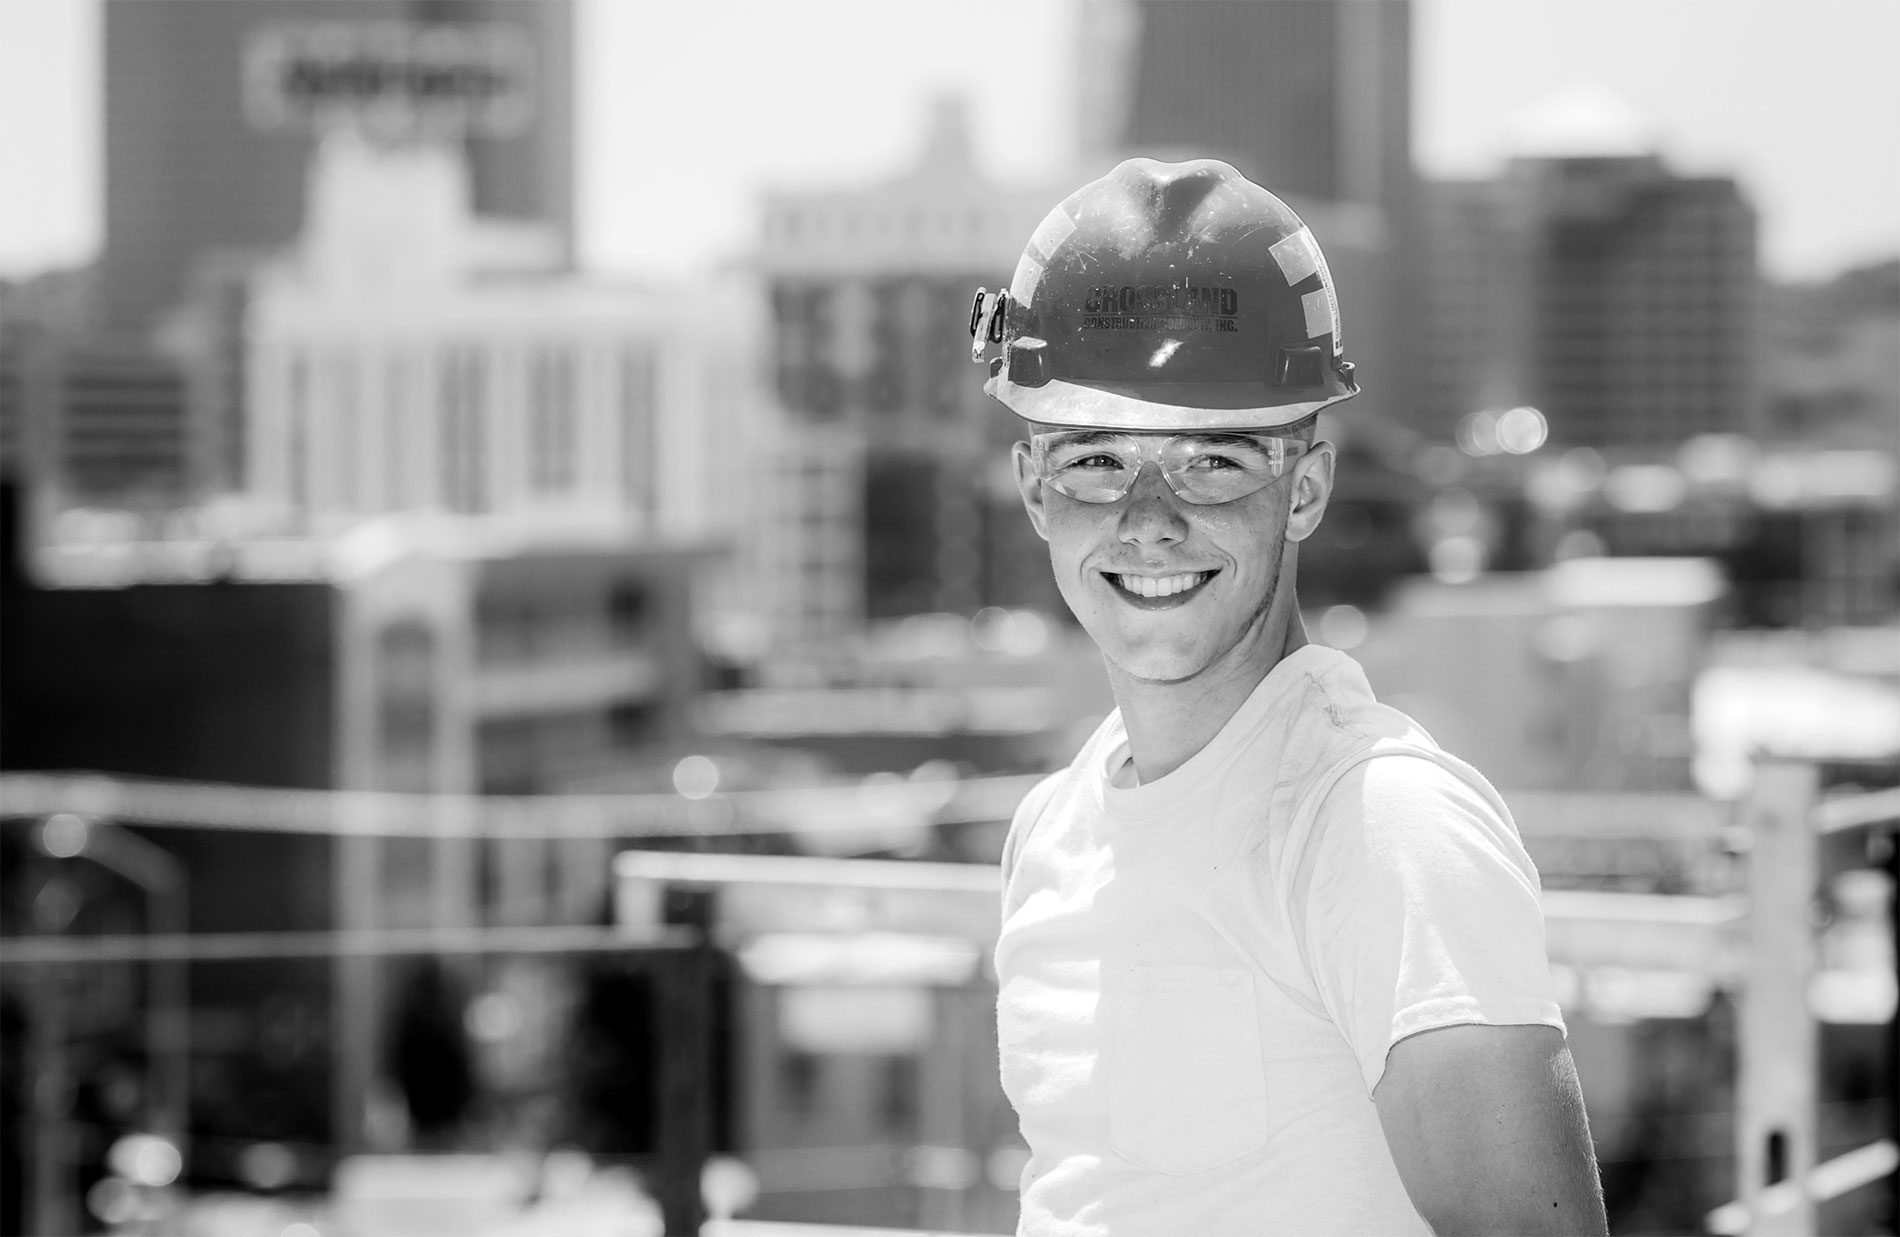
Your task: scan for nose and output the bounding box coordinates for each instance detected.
[1116,462,1188,546]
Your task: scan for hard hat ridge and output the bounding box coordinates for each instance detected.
[1120,159,1235,245]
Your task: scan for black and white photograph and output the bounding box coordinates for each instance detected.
[1,2,1896,1234]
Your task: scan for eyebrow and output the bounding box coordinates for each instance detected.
[1176,433,1271,448]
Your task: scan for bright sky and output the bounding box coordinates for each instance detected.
[2,0,1896,283]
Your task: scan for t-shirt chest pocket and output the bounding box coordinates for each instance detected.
[1107,963,1271,1175]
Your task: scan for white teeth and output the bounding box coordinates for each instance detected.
[1115,572,1209,597]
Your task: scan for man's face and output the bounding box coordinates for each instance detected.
[1013,428,1334,687]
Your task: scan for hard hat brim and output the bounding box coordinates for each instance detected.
[989,375,1355,433]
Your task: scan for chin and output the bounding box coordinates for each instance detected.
[1099,638,1218,686]
[1115,662,1209,687]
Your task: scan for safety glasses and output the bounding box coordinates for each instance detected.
[1029,430,1307,506]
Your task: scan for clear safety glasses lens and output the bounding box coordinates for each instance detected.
[1031,431,1305,506]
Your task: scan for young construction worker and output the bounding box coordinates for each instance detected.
[971,158,1607,1235]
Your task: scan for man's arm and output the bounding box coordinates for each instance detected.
[1372,1023,1606,1236]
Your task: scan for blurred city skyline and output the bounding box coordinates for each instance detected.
[1,0,1896,284]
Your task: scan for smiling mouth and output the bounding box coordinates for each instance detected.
[1104,570,1217,602]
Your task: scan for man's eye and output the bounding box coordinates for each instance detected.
[1062,452,1128,471]
[1185,452,1247,471]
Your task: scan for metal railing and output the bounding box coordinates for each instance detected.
[1716,760,1899,1236]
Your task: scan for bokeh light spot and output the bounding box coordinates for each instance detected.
[1318,604,1369,650]
[672,754,720,800]
[40,812,89,858]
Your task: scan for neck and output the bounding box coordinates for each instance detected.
[1109,584,1310,785]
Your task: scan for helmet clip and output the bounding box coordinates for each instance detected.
[967,287,1010,363]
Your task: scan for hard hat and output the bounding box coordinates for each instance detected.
[970,158,1359,432]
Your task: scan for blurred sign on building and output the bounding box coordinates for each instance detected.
[243,22,536,140]
[100,0,575,344]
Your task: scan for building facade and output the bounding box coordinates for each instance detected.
[0,330,192,510]
[1421,155,1759,451]
[1415,178,1530,441]
[236,128,772,660]
[757,101,1069,639]
[1518,156,1758,450]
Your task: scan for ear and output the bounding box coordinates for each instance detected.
[1284,439,1336,544]
[1012,441,1050,541]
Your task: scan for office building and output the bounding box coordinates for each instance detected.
[100,0,575,344]
[4,271,197,511]
[1422,155,1758,452]
[1515,155,1758,450]
[1415,179,1529,441]
[230,129,781,661]
[242,130,756,549]
[758,100,1069,634]
[0,327,192,509]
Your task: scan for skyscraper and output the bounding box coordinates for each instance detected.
[99,0,575,344]
[1082,0,1410,210]
[1421,155,1758,451]
[1416,178,1530,441]
[1519,155,1758,450]
[1077,0,1416,430]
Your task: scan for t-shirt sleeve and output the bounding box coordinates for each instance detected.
[1293,754,1566,1094]
[1001,771,1065,917]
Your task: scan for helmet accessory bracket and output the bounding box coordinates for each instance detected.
[968,287,1010,363]
[1273,345,1326,389]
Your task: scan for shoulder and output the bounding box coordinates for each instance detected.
[1012,768,1069,831]
[1302,751,1539,904]
[1001,769,1070,883]
[1328,752,1516,836]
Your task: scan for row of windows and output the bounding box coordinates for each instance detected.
[275,343,661,517]
[475,580,656,664]
[772,278,982,367]
[478,709,641,796]
[775,367,980,421]
[768,205,1002,246]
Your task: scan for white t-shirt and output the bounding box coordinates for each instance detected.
[994,645,1565,1236]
